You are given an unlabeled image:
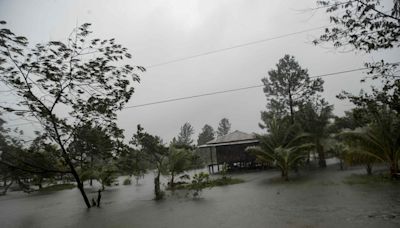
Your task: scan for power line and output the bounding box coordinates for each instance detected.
[5,62,399,126]
[125,85,264,109]
[146,25,331,69]
[5,121,41,127]
[295,0,354,11]
[123,65,378,109]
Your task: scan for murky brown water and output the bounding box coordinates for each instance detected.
[0,164,399,228]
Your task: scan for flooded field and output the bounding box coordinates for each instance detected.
[0,164,399,228]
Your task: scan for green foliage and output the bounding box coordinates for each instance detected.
[166,146,191,188]
[80,163,118,190]
[131,125,168,200]
[328,109,369,134]
[296,99,334,167]
[171,173,244,198]
[248,118,313,181]
[217,118,231,137]
[317,0,400,123]
[69,123,115,168]
[339,107,400,177]
[117,148,147,184]
[315,0,400,52]
[327,141,348,170]
[0,126,67,194]
[220,163,228,179]
[197,124,215,145]
[97,164,118,189]
[261,55,324,124]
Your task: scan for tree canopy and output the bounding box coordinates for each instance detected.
[175,122,194,148]
[261,54,324,124]
[217,118,231,136]
[197,124,215,145]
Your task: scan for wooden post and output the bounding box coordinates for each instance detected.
[209,147,213,164]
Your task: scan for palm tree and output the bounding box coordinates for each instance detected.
[339,108,400,178]
[166,146,191,188]
[296,99,334,168]
[247,118,313,181]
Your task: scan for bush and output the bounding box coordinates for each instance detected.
[123,178,132,185]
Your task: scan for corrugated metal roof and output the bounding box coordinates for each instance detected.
[198,139,259,148]
[198,130,258,148]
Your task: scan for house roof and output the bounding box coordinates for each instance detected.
[198,130,258,148]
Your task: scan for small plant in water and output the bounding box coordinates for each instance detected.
[189,172,210,198]
[220,163,229,180]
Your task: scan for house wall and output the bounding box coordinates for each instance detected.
[215,142,258,164]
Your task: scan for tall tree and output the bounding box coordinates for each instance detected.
[176,122,194,148]
[261,55,324,124]
[217,118,231,136]
[197,124,215,145]
[0,21,144,208]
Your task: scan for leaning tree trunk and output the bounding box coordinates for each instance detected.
[69,164,91,208]
[51,119,91,208]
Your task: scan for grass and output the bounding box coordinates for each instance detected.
[170,177,244,190]
[39,183,75,192]
[210,177,245,187]
[343,173,398,185]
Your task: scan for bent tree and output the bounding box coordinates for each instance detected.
[0,21,144,208]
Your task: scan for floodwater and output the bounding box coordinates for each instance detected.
[0,164,399,228]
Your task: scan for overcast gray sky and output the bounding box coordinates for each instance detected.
[1,0,399,143]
